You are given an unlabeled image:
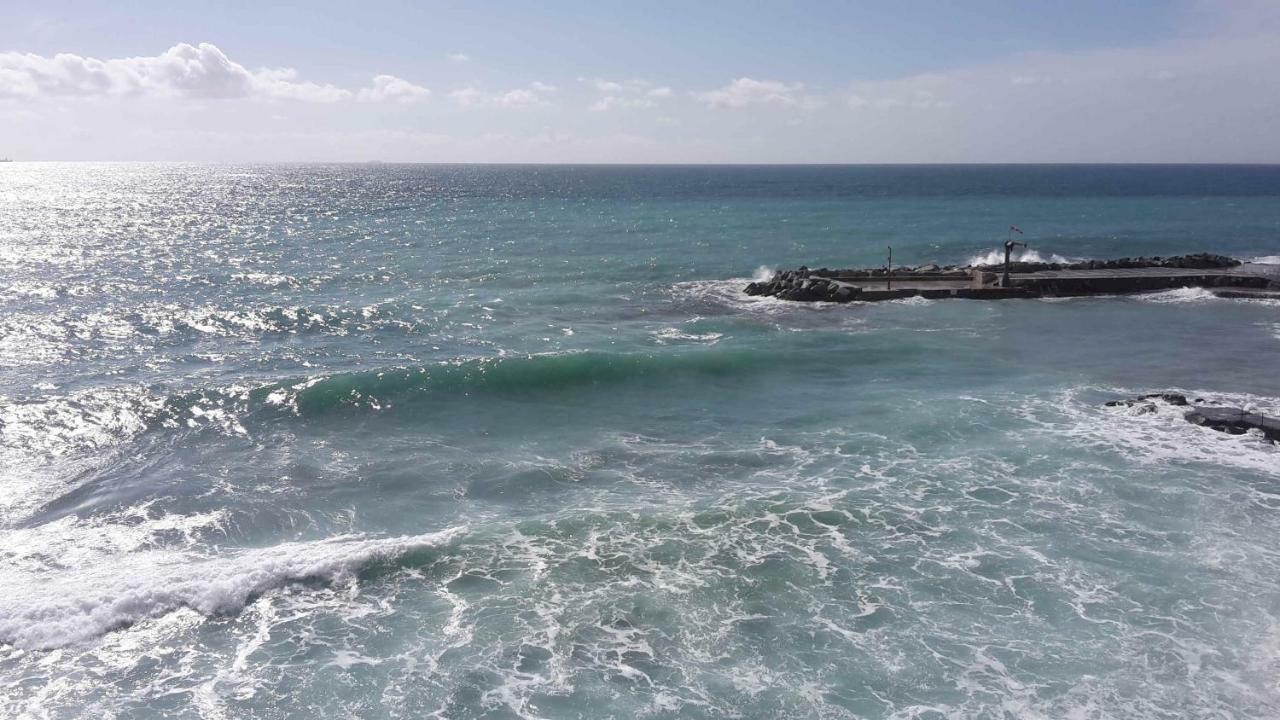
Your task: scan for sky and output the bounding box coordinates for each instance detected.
[1,0,1278,163]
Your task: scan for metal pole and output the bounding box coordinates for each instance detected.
[1003,226,1026,287]
[887,246,892,290]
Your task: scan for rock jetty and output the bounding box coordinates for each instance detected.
[743,253,1274,303]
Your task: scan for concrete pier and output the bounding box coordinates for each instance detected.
[744,254,1280,303]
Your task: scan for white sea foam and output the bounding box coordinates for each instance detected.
[670,278,796,311]
[1021,387,1280,478]
[668,279,870,330]
[1249,255,1280,265]
[2,503,230,575]
[0,526,466,650]
[889,295,936,306]
[650,327,724,345]
[1135,286,1221,304]
[1134,285,1280,307]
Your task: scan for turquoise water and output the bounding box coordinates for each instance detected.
[1,163,1279,718]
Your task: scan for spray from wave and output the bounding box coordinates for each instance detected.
[966,248,1081,266]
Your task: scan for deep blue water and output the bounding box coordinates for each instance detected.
[1,164,1279,718]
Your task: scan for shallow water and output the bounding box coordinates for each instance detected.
[2,163,1279,718]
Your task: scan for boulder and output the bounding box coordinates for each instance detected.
[1105,392,1189,407]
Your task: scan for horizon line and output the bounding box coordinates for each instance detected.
[5,160,1280,167]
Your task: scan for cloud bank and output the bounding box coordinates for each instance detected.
[2,2,1279,163]
[448,82,556,109]
[0,42,425,104]
[694,78,820,109]
[357,74,430,104]
[586,78,671,112]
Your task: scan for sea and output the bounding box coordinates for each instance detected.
[1,163,1279,719]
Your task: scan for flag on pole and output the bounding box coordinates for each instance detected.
[1010,225,1023,234]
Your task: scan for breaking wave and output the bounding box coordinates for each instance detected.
[966,248,1082,266]
[1135,286,1280,306]
[1,349,852,464]
[1135,287,1221,304]
[0,526,466,650]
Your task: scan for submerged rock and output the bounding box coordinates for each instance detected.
[1106,393,1277,443]
[1105,392,1189,407]
[1185,407,1280,442]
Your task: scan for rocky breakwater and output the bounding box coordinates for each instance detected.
[744,253,1250,303]
[743,264,972,302]
[744,267,853,302]
[972,252,1240,275]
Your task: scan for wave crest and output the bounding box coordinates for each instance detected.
[1,350,793,472]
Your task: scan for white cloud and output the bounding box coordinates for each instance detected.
[587,78,671,112]
[449,82,555,109]
[447,86,484,108]
[6,3,1280,163]
[446,52,470,63]
[1009,74,1052,87]
[495,88,539,108]
[694,77,816,108]
[824,9,1280,161]
[0,42,352,102]
[252,68,351,102]
[589,95,656,112]
[591,78,668,95]
[356,74,430,104]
